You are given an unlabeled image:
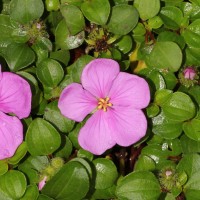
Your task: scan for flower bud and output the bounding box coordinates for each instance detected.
[51,157,64,170]
[183,67,196,80]
[38,176,47,190]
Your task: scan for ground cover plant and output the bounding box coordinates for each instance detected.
[0,0,200,199]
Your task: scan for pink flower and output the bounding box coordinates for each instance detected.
[0,66,32,160]
[183,67,196,80]
[38,176,47,190]
[58,59,150,155]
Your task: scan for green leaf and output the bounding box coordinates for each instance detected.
[20,185,39,200]
[177,154,200,178]
[162,92,196,122]
[116,171,161,200]
[115,35,132,54]
[154,89,173,106]
[159,71,178,90]
[81,0,110,25]
[44,100,75,133]
[146,103,160,118]
[0,170,27,199]
[152,110,183,139]
[134,0,160,20]
[93,158,118,189]
[68,123,83,149]
[138,68,166,95]
[77,149,94,161]
[54,135,73,159]
[147,16,163,30]
[42,161,90,200]
[19,156,49,173]
[141,144,170,166]
[0,14,14,42]
[2,43,35,71]
[50,50,70,66]
[18,156,49,184]
[61,4,85,35]
[37,194,54,200]
[107,5,139,35]
[0,160,8,176]
[91,185,116,200]
[184,171,200,200]
[10,0,44,24]
[61,0,83,7]
[183,119,200,141]
[36,58,64,87]
[182,19,200,48]
[134,155,156,171]
[25,118,61,156]
[148,41,182,72]
[180,135,200,154]
[55,19,85,50]
[157,31,185,50]
[8,142,28,165]
[159,6,184,30]
[70,55,94,82]
[185,46,200,66]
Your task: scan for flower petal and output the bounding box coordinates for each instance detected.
[38,176,47,190]
[58,83,97,122]
[108,72,150,109]
[0,72,32,119]
[108,106,147,146]
[78,110,116,155]
[81,58,120,98]
[0,111,23,160]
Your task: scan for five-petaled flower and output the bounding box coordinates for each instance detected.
[58,59,150,155]
[0,66,31,160]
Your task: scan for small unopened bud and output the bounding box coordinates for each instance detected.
[51,157,64,170]
[38,176,47,190]
[45,165,56,177]
[183,67,196,80]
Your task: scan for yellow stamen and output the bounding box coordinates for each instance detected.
[97,97,112,112]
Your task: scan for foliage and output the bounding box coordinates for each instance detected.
[0,0,200,199]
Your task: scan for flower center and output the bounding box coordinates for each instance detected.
[97,97,112,112]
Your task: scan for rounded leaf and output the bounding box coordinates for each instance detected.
[0,160,8,176]
[3,43,35,71]
[42,161,90,200]
[8,142,28,165]
[182,19,200,48]
[116,171,161,200]
[134,0,160,20]
[93,158,118,189]
[162,92,196,122]
[44,100,75,133]
[184,171,200,200]
[115,35,132,54]
[0,170,27,199]
[183,119,200,141]
[81,0,110,25]
[159,6,183,30]
[36,58,64,87]
[25,118,61,156]
[55,19,85,50]
[20,185,39,200]
[134,155,156,171]
[107,5,139,35]
[149,41,182,72]
[10,0,44,24]
[61,4,85,35]
[177,154,200,178]
[180,135,200,154]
